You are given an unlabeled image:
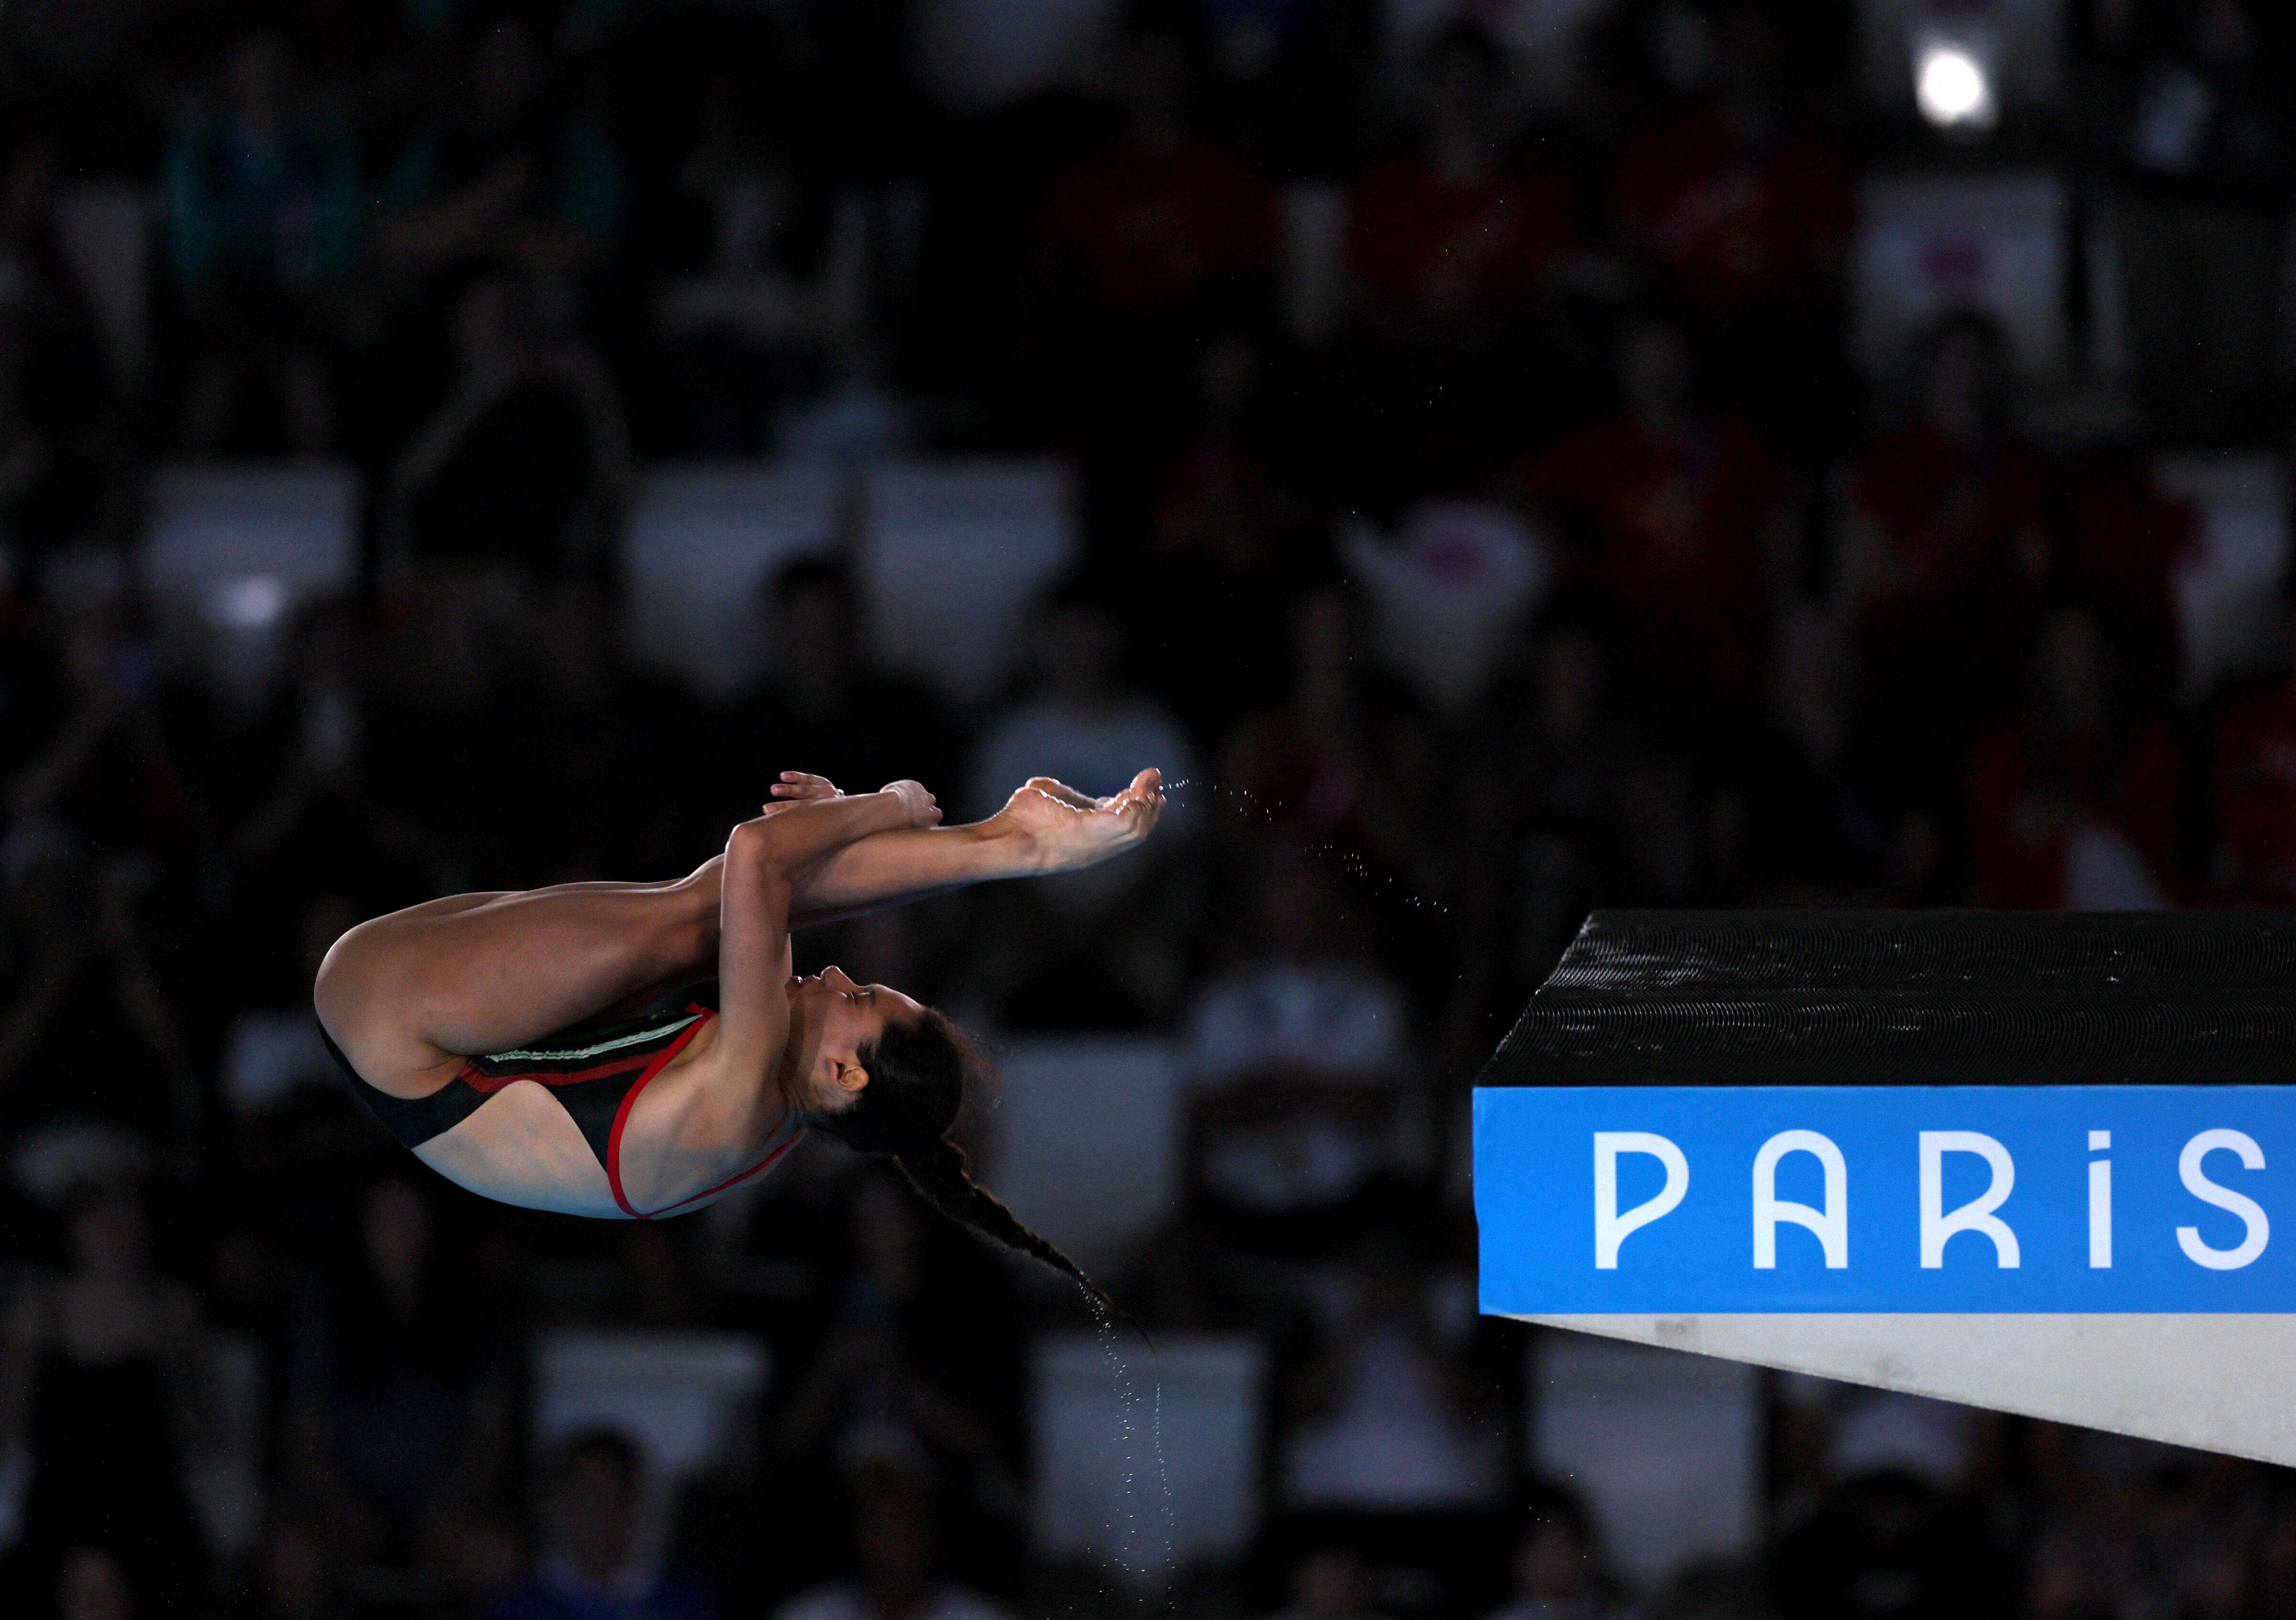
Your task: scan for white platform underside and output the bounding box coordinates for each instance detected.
[1509,1313,2296,1464]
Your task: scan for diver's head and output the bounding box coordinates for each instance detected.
[785,973,1105,1304]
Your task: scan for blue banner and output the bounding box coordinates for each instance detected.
[1476,1086,2296,1313]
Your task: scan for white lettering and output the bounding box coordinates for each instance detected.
[1920,1131,2020,1268]
[2089,1157,2112,1268]
[1594,1132,1689,1269]
[2178,1129,2269,1270]
[1752,1130,1847,1268]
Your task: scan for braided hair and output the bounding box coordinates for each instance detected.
[805,1009,1108,1307]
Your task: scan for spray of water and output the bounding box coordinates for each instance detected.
[1161,776,1453,916]
[1086,1293,1175,1605]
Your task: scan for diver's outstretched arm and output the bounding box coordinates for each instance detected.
[764,768,1164,926]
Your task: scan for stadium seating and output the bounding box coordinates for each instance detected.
[1530,1332,1762,1591]
[621,463,843,698]
[2159,453,2291,698]
[1852,171,2068,381]
[859,458,1078,710]
[987,1036,1185,1280]
[142,461,361,703]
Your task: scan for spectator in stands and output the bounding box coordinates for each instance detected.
[388,271,634,578]
[716,557,960,832]
[1844,312,2051,813]
[1138,324,1314,739]
[502,570,699,883]
[654,64,834,455]
[1276,1230,1506,1560]
[7,595,199,859]
[1264,1546,1387,1620]
[771,1461,1017,1620]
[0,834,202,1158]
[1445,603,1701,1062]
[1036,6,1279,551]
[962,575,1198,1026]
[1610,0,1852,451]
[2209,584,2296,903]
[2104,0,2293,445]
[52,1545,143,1620]
[360,571,537,888]
[487,1429,720,1620]
[1188,837,1407,1086]
[218,891,374,1199]
[226,598,431,906]
[2055,448,2194,704]
[1335,20,1582,499]
[1514,308,1797,734]
[374,11,624,287]
[1183,839,1409,1245]
[0,1178,210,1618]
[1772,1460,2010,1620]
[162,27,359,455]
[1037,8,1278,339]
[1967,604,2184,911]
[1218,581,1433,892]
[1348,24,1578,341]
[1479,1491,1631,1620]
[284,1173,517,1593]
[773,1170,1023,1577]
[0,137,109,562]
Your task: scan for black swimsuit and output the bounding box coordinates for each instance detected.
[323,981,803,1219]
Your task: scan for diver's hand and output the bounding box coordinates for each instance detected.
[1001,769,1164,871]
[881,779,942,829]
[761,772,839,816]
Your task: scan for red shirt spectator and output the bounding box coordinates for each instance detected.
[1613,102,1852,324]
[2057,452,2196,697]
[1969,718,2184,909]
[1347,152,1577,328]
[2210,666,2296,902]
[1847,318,2052,752]
[1967,608,2184,909]
[1517,316,1793,723]
[1523,415,1790,722]
[1037,136,1276,320]
[1612,2,1851,328]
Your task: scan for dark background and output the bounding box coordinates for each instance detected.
[0,1,2292,1619]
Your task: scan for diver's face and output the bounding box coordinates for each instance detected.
[786,966,924,1115]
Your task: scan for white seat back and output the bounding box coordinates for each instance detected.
[860,458,1077,710]
[1282,181,1347,348]
[1030,1331,1266,1577]
[986,1036,1185,1279]
[532,1327,770,1481]
[1530,1332,1762,1593]
[530,1329,769,1575]
[621,463,842,698]
[1341,501,1550,716]
[143,461,361,704]
[912,0,1120,112]
[1852,171,2067,382]
[2159,454,2291,698]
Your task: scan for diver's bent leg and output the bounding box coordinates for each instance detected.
[315,871,719,1097]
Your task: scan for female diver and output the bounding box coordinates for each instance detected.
[315,767,1164,1293]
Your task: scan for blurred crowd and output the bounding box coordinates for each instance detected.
[2,0,2296,1619]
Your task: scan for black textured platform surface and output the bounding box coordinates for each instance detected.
[1480,911,2296,1086]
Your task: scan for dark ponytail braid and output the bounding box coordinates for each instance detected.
[806,1008,1109,1307]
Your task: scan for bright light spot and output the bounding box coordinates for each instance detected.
[206,574,288,629]
[1916,44,1995,129]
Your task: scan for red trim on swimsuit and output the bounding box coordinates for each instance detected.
[602,1003,801,1220]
